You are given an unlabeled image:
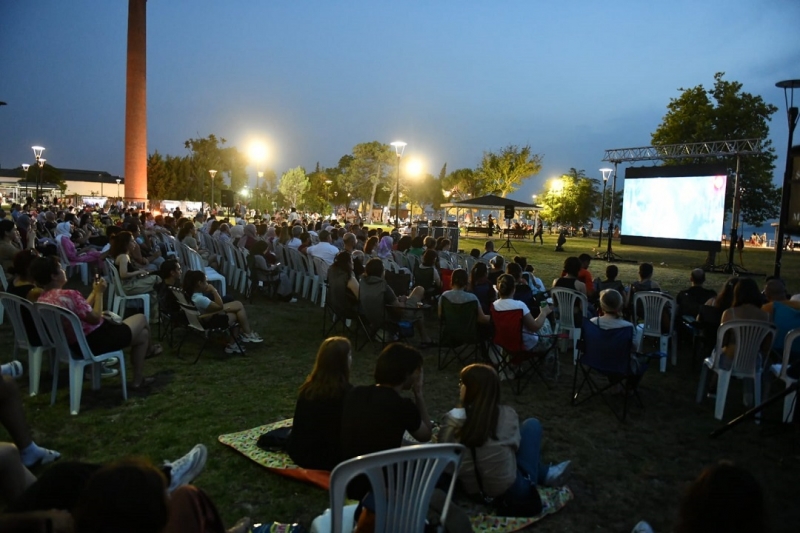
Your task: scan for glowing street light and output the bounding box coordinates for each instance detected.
[116,178,122,199]
[550,178,564,192]
[598,168,613,247]
[404,158,423,222]
[248,141,268,214]
[209,169,218,214]
[390,141,407,229]
[32,146,45,201]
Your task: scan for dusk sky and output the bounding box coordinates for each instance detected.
[1,0,798,202]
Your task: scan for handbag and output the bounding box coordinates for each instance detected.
[468,447,542,517]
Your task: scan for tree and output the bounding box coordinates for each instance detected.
[443,168,486,200]
[538,168,601,227]
[279,166,309,208]
[651,72,779,227]
[478,144,543,197]
[341,141,394,221]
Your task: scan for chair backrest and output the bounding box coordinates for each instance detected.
[579,319,635,374]
[713,320,777,376]
[169,287,209,333]
[0,292,49,348]
[391,250,407,269]
[777,328,800,380]
[329,444,464,533]
[490,307,525,353]
[183,247,204,272]
[104,258,129,299]
[55,240,71,267]
[384,270,411,297]
[440,298,478,344]
[413,265,436,290]
[550,287,588,329]
[633,291,676,335]
[771,302,800,354]
[312,256,329,282]
[35,302,99,361]
[0,265,8,290]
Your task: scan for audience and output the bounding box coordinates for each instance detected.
[493,274,553,351]
[469,262,497,315]
[439,364,569,511]
[552,256,587,295]
[286,337,352,471]
[676,268,717,318]
[438,268,490,325]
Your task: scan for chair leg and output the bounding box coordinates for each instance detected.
[119,358,128,401]
[659,336,668,373]
[50,357,60,406]
[753,373,762,423]
[69,362,85,415]
[29,347,44,396]
[696,365,709,403]
[784,386,797,423]
[715,371,732,420]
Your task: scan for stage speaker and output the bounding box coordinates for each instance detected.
[220,190,234,208]
[411,224,429,239]
[788,145,800,233]
[432,226,459,251]
[504,205,515,219]
[447,220,458,228]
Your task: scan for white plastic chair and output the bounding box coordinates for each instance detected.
[768,328,800,423]
[633,291,677,372]
[550,287,589,364]
[312,256,330,308]
[184,247,226,297]
[105,259,150,319]
[316,444,464,533]
[696,320,776,421]
[35,302,128,415]
[0,293,55,396]
[56,240,89,285]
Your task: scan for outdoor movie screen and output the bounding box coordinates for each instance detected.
[620,164,728,252]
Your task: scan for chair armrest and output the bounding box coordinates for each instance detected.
[636,351,667,360]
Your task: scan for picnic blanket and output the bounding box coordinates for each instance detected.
[219,421,573,533]
[218,419,331,490]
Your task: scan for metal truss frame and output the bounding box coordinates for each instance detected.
[602,138,763,164]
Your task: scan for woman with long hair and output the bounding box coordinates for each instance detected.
[493,274,552,351]
[286,337,353,470]
[439,364,569,510]
[31,255,159,388]
[278,224,291,246]
[364,236,379,257]
[109,231,160,299]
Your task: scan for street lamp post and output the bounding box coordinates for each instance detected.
[774,79,800,278]
[597,168,613,247]
[390,141,407,229]
[257,171,264,214]
[531,194,539,237]
[32,146,45,202]
[21,164,29,200]
[324,179,333,217]
[116,178,122,200]
[208,169,218,215]
[334,191,338,220]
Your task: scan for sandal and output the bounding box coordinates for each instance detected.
[146,344,164,359]
[132,376,156,390]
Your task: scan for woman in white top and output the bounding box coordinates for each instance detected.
[491,274,552,351]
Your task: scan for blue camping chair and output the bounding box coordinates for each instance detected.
[572,319,665,421]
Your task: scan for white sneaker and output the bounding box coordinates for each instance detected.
[544,460,571,486]
[225,342,246,354]
[289,297,298,303]
[165,444,208,493]
[1,360,24,379]
[241,332,263,343]
[631,521,655,533]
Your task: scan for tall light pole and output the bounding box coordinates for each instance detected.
[774,79,800,278]
[257,171,264,214]
[324,179,333,217]
[597,168,613,247]
[390,141,407,229]
[32,146,45,201]
[532,194,539,237]
[208,169,217,215]
[116,178,122,200]
[21,164,30,200]
[248,141,268,218]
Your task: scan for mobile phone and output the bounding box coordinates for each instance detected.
[94,273,100,283]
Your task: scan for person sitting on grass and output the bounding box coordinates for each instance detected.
[340,343,432,500]
[630,262,661,294]
[595,264,628,307]
[182,270,262,350]
[439,364,570,512]
[359,258,434,347]
[1,444,253,533]
[286,337,353,471]
[31,255,161,389]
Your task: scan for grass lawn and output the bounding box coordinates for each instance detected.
[3,234,800,532]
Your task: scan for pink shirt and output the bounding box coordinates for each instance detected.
[38,289,103,343]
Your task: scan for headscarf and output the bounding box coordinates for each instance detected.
[265,226,276,240]
[55,221,72,244]
[239,224,257,249]
[377,235,394,259]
